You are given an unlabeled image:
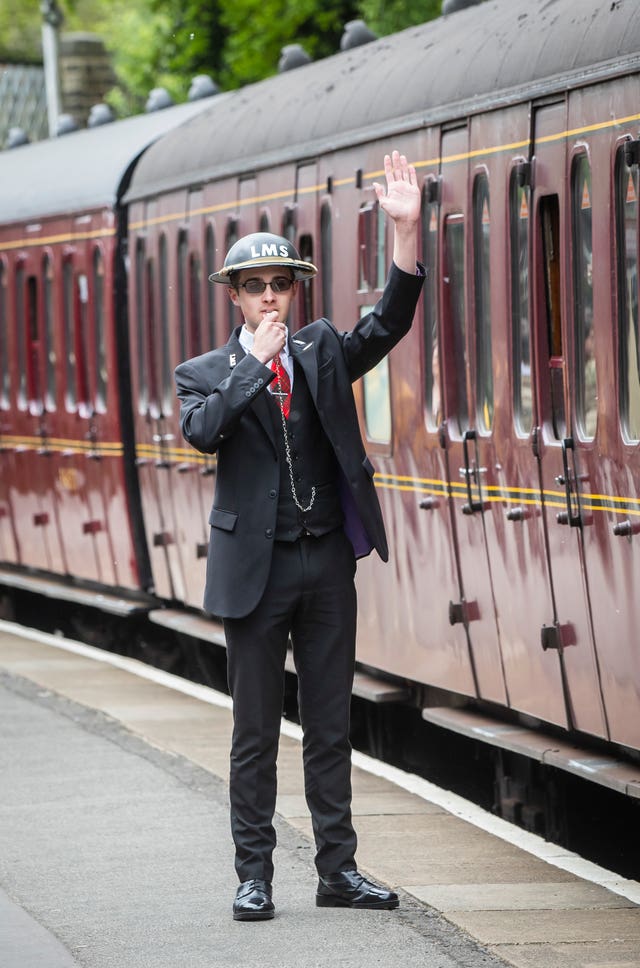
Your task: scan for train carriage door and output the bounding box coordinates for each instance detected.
[0,258,19,563]
[73,241,122,587]
[131,218,180,602]
[162,188,212,609]
[598,132,640,748]
[531,102,607,738]
[439,127,506,704]
[12,256,65,573]
[483,150,568,728]
[295,163,318,328]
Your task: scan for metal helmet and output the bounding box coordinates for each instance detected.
[209,232,317,284]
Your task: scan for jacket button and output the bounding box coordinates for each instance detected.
[265,528,274,538]
[268,489,277,499]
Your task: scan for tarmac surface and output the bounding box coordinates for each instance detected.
[1,622,639,968]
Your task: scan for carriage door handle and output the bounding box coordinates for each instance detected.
[461,429,484,515]
[555,436,582,527]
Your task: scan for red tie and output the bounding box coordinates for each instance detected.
[270,354,291,419]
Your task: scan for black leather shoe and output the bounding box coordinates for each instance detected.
[316,870,399,909]
[232,879,274,921]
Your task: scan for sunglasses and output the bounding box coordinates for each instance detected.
[236,276,294,294]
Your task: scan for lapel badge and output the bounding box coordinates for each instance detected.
[229,353,237,367]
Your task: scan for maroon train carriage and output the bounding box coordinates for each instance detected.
[123,0,640,767]
[0,94,218,609]
[1,0,640,795]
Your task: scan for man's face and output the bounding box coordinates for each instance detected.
[228,267,298,334]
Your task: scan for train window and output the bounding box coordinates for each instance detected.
[177,230,188,362]
[510,170,532,434]
[320,201,333,319]
[0,260,8,408]
[74,273,90,408]
[16,264,26,408]
[26,274,42,412]
[92,248,107,412]
[43,255,56,410]
[572,155,596,439]
[189,252,203,357]
[146,258,160,417]
[205,224,216,350]
[616,146,640,441]
[63,260,76,409]
[297,233,314,327]
[61,263,89,411]
[361,304,392,444]
[422,185,440,428]
[282,207,296,244]
[473,174,493,431]
[358,201,385,291]
[226,218,239,335]
[135,239,148,413]
[376,204,386,289]
[539,195,566,439]
[159,234,173,414]
[259,212,270,232]
[281,209,298,330]
[443,215,469,433]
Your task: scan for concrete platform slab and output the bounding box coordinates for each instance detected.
[448,909,640,945]
[406,882,637,911]
[352,814,581,883]
[491,941,640,968]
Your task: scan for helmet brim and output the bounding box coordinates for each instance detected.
[209,256,318,284]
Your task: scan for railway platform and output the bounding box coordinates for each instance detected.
[1,620,639,968]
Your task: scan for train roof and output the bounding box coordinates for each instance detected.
[125,0,640,202]
[0,96,224,223]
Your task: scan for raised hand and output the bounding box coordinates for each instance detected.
[373,150,420,227]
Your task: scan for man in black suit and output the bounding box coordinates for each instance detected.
[175,150,423,921]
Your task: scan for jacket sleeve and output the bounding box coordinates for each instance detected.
[175,352,274,454]
[340,261,424,382]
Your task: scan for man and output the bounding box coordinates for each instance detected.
[175,150,423,921]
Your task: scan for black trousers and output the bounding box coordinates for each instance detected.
[223,528,358,883]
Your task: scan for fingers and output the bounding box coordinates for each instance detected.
[374,151,417,197]
[387,150,409,181]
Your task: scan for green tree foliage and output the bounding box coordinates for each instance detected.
[0,3,46,63]
[70,0,225,113]
[219,0,359,89]
[1,0,444,114]
[359,0,441,36]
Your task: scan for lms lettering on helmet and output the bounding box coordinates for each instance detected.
[249,243,290,258]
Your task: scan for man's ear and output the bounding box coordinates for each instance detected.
[228,285,240,307]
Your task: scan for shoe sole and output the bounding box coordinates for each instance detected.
[233,909,275,921]
[316,894,399,910]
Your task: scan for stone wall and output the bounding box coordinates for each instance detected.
[59,33,115,129]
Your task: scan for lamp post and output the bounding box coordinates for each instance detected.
[41,0,64,137]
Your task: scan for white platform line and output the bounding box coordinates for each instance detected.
[3,619,639,905]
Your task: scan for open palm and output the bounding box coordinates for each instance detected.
[373,150,421,225]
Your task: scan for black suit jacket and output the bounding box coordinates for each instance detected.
[175,262,423,618]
